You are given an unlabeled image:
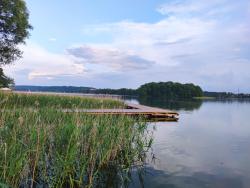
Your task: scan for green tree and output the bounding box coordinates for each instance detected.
[0,68,14,87]
[0,0,32,87]
[137,81,203,99]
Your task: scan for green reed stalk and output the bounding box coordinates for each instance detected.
[0,92,152,187]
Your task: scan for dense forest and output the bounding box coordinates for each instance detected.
[95,82,203,99]
[138,82,203,99]
[93,88,138,96]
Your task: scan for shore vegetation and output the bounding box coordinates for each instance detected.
[0,92,152,187]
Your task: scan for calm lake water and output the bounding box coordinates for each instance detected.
[127,98,250,188]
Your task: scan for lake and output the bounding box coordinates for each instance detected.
[127,98,250,188]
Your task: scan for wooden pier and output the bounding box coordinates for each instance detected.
[13,91,179,121]
[64,102,179,122]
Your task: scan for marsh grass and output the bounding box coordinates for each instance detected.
[0,93,152,187]
[0,92,124,109]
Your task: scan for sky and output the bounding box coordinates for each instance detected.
[3,0,250,92]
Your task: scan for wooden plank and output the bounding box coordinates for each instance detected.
[63,102,179,121]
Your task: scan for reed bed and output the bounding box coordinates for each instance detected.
[0,92,152,188]
[0,92,124,109]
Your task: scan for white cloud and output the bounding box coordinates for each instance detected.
[4,43,85,81]
[156,0,232,16]
[49,37,57,42]
[77,0,250,91]
[81,17,215,67]
[157,0,204,15]
[67,45,154,72]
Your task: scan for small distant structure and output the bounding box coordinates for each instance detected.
[0,87,12,92]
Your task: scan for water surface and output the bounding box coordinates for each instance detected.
[128,99,250,188]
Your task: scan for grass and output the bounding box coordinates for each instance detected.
[0,92,152,187]
[0,92,124,109]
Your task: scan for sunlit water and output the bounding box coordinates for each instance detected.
[128,99,250,188]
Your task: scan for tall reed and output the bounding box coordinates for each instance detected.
[0,92,124,109]
[0,93,152,187]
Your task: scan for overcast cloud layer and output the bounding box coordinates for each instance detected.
[3,0,250,92]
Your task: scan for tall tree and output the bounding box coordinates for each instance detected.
[0,0,32,87]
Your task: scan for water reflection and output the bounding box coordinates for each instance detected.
[136,97,202,111]
[130,166,244,188]
[127,99,250,188]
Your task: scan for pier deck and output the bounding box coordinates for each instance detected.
[64,102,179,121]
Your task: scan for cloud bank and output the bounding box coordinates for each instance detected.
[3,0,250,91]
[67,46,154,72]
[4,43,85,84]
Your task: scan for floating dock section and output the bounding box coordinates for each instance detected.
[64,102,179,122]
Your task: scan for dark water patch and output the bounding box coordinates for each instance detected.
[129,166,244,188]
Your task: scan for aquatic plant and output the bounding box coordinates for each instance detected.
[0,92,124,109]
[0,93,152,187]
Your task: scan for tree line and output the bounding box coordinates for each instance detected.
[93,82,203,99]
[203,91,250,99]
[16,82,202,99]
[93,88,138,96]
[15,85,95,93]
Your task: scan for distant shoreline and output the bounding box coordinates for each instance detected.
[14,85,250,99]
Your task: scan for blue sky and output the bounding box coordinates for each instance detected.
[25,0,165,52]
[3,0,250,92]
